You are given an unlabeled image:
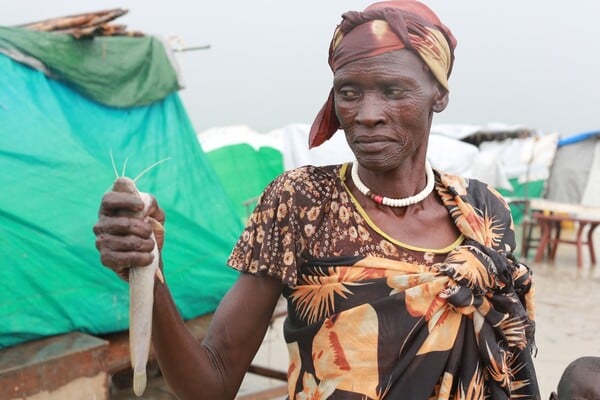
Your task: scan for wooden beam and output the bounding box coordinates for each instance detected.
[0,332,109,399]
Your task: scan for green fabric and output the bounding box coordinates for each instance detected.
[0,26,180,107]
[498,178,546,224]
[205,145,283,223]
[0,54,242,348]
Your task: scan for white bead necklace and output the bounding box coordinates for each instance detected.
[350,160,435,207]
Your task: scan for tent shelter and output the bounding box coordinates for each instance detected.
[431,124,559,223]
[518,131,600,264]
[545,131,600,207]
[0,19,243,349]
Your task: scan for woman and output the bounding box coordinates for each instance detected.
[94,1,540,399]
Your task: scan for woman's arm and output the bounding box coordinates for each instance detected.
[151,272,284,400]
[94,190,285,399]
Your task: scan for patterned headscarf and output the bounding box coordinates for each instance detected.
[309,0,457,148]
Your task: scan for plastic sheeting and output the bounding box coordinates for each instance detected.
[204,145,282,223]
[546,135,600,207]
[0,54,242,348]
[0,26,181,108]
[197,126,284,222]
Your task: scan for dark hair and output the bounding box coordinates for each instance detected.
[549,357,600,400]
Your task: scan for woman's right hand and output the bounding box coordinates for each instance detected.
[93,190,165,280]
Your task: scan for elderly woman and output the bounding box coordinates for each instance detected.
[94,1,540,399]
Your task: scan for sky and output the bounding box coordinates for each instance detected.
[4,1,600,137]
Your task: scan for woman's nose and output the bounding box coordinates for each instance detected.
[354,93,386,126]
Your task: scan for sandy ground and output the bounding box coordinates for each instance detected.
[112,225,600,400]
[526,243,600,398]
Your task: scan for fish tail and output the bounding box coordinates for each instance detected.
[133,369,147,397]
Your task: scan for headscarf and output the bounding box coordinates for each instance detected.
[309,0,457,148]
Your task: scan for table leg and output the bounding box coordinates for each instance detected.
[521,219,531,259]
[588,222,599,265]
[575,222,586,268]
[535,219,551,264]
[550,221,561,261]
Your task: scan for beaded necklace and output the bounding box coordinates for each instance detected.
[351,161,434,207]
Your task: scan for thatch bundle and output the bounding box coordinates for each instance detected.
[18,9,143,38]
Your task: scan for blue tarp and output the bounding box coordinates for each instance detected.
[557,130,600,147]
[0,53,242,348]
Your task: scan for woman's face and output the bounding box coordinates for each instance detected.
[334,49,447,172]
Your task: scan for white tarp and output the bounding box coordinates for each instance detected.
[282,124,353,170]
[477,133,559,183]
[197,124,282,152]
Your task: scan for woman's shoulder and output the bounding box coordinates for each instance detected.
[436,169,509,207]
[276,164,342,182]
[435,169,513,228]
[435,169,516,249]
[264,164,345,200]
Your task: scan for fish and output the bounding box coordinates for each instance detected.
[111,176,164,396]
[108,154,168,397]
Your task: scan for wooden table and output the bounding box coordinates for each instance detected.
[528,198,600,216]
[531,208,600,267]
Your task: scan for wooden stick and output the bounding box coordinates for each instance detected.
[19,9,128,32]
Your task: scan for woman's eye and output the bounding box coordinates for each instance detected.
[339,88,359,99]
[386,88,405,97]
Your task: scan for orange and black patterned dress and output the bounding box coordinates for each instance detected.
[228,163,540,400]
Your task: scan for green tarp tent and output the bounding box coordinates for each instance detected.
[0,28,243,348]
[198,126,284,224]
[205,145,283,223]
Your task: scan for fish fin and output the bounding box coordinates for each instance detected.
[156,268,165,284]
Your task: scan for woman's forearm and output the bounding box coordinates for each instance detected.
[150,272,284,400]
[151,280,233,400]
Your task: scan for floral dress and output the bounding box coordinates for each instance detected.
[228,163,540,400]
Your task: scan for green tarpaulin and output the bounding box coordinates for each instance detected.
[205,144,283,223]
[0,37,242,348]
[0,26,180,108]
[498,178,546,225]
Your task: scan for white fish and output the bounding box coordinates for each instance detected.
[111,176,164,397]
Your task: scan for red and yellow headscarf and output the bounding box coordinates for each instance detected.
[309,0,457,148]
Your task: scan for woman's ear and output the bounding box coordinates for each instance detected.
[432,86,449,113]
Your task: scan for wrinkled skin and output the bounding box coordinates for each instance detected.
[334,49,458,249]
[92,49,458,399]
[94,191,165,280]
[335,50,448,174]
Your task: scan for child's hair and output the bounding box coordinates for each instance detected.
[549,357,600,400]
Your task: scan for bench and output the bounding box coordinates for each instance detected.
[0,309,288,399]
[0,332,109,400]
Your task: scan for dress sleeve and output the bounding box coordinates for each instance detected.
[227,171,302,286]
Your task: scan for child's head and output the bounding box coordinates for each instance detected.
[549,357,600,400]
